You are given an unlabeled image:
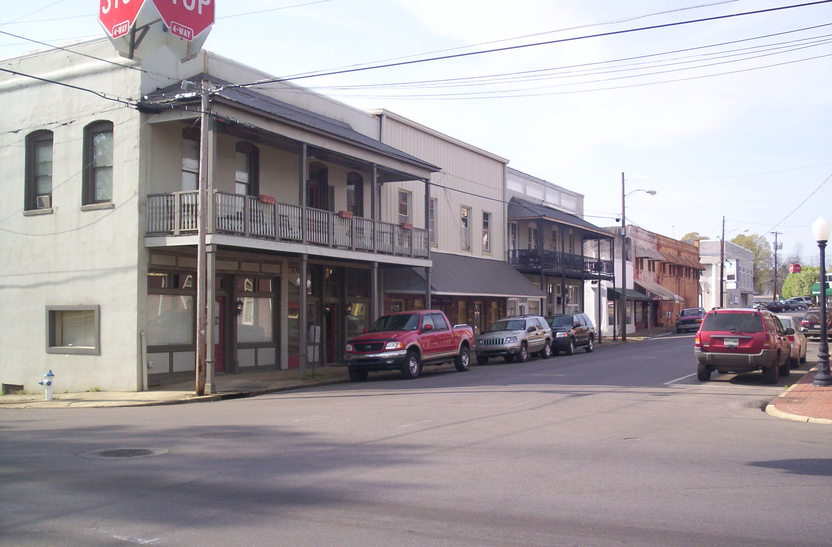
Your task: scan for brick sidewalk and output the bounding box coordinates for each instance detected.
[770,367,832,424]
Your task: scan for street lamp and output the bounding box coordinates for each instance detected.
[620,173,656,342]
[811,216,831,387]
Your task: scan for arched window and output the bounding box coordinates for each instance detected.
[307,162,328,210]
[83,121,113,204]
[25,130,53,210]
[235,142,259,196]
[346,172,364,217]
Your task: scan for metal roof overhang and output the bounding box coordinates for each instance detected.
[635,279,684,302]
[635,243,664,260]
[508,198,613,240]
[140,75,439,182]
[384,252,546,299]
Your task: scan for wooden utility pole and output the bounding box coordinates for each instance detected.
[195,81,211,396]
[719,216,725,308]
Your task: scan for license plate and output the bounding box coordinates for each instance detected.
[724,337,739,348]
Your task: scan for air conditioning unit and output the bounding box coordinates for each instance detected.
[35,194,51,209]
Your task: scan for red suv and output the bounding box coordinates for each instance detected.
[694,308,791,384]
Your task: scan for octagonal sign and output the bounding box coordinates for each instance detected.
[99,0,147,39]
[153,0,215,41]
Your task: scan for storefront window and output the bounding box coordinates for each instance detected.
[236,297,273,343]
[146,294,193,346]
[346,302,367,339]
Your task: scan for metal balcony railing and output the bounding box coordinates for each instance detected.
[146,191,429,259]
[507,248,614,278]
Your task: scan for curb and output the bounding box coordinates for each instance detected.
[764,368,832,425]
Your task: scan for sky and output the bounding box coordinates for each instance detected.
[2,0,831,265]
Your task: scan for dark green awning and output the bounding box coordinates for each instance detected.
[607,288,651,301]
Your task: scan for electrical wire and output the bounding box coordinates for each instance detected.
[228,1,832,90]
[0,67,139,107]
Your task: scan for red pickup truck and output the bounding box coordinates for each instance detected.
[344,310,475,381]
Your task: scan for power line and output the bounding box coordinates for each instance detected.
[0,67,139,107]
[229,1,832,90]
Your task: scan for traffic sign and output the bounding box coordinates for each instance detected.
[153,0,215,41]
[790,264,802,273]
[99,0,147,39]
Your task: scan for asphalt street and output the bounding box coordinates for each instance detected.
[2,335,830,546]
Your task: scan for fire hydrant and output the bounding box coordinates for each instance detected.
[38,370,55,401]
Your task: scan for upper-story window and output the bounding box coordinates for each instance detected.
[461,206,471,251]
[428,197,437,246]
[307,162,329,210]
[398,190,411,225]
[25,130,53,210]
[550,227,559,250]
[181,128,199,191]
[508,222,518,252]
[528,225,537,249]
[82,121,113,204]
[347,172,364,217]
[235,142,259,196]
[482,211,491,253]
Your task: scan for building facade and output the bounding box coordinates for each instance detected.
[697,239,755,309]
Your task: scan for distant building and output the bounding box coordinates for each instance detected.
[698,240,755,309]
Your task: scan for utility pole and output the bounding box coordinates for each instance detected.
[719,216,725,308]
[771,231,782,301]
[195,80,211,396]
[620,172,627,342]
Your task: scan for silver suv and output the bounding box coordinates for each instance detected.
[476,315,552,364]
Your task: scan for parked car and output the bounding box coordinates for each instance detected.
[476,315,552,364]
[694,308,791,384]
[765,301,784,313]
[675,307,706,333]
[800,309,832,340]
[546,313,596,355]
[782,298,808,311]
[793,296,814,307]
[776,315,808,368]
[344,310,474,381]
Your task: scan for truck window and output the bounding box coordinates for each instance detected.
[369,313,420,332]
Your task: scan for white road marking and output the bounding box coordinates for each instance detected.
[664,372,697,385]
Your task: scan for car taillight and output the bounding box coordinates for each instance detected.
[801,320,809,327]
[787,335,795,342]
[694,334,701,347]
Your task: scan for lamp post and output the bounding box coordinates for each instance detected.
[812,216,831,387]
[620,173,656,342]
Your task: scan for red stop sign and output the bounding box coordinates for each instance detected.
[790,263,802,273]
[153,0,215,41]
[99,0,147,39]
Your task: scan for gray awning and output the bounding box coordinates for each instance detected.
[635,243,664,260]
[635,280,684,302]
[607,287,652,301]
[384,252,545,298]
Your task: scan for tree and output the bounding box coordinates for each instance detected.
[681,232,704,244]
[731,233,773,294]
[781,267,819,299]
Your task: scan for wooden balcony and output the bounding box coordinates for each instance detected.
[146,191,429,259]
[508,248,614,279]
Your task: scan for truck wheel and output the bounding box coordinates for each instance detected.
[565,338,575,355]
[455,346,471,372]
[401,350,421,379]
[763,362,778,384]
[538,341,552,359]
[516,343,528,363]
[779,361,790,377]
[478,355,489,365]
[585,337,594,353]
[348,367,368,382]
[697,362,711,382]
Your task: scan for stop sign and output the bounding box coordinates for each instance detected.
[790,263,802,273]
[99,0,147,39]
[153,0,215,41]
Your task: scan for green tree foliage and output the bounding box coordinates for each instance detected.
[731,233,773,294]
[681,232,703,243]
[781,267,819,298]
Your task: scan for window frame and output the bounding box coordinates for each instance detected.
[24,130,54,212]
[181,127,200,192]
[428,197,438,246]
[460,205,471,251]
[45,305,101,355]
[235,141,259,196]
[347,172,364,217]
[82,121,114,206]
[398,189,411,225]
[482,211,492,253]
